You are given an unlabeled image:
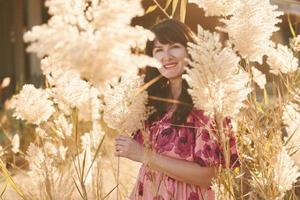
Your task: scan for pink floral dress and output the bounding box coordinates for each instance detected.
[130,109,239,200]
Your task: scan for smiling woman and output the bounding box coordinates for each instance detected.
[143,19,196,124]
[153,41,188,79]
[114,19,239,200]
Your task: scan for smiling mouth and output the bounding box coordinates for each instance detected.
[164,63,177,68]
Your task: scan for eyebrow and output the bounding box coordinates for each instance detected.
[153,42,180,48]
[153,44,163,48]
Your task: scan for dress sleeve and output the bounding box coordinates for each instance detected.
[191,110,239,168]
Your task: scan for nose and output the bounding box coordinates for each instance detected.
[161,49,173,62]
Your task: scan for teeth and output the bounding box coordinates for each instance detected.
[164,63,177,68]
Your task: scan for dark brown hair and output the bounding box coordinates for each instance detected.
[142,19,196,125]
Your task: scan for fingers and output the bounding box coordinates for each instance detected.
[115,142,126,147]
[115,135,134,147]
[115,135,130,158]
[115,135,131,141]
[115,138,129,147]
[114,135,140,160]
[115,142,127,152]
[114,146,128,158]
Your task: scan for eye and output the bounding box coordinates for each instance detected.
[171,44,181,49]
[153,48,162,53]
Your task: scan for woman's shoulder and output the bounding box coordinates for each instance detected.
[186,108,211,126]
[187,108,234,129]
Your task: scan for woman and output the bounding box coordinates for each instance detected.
[115,19,238,200]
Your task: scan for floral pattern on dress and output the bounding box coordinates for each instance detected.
[174,127,194,158]
[138,181,143,196]
[155,127,176,153]
[188,192,199,200]
[130,109,239,200]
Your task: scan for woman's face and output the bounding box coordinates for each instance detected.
[152,39,188,79]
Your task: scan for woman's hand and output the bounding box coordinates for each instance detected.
[115,135,145,163]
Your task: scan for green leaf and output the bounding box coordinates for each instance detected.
[180,0,187,22]
[171,0,179,18]
[145,5,158,14]
[164,0,172,9]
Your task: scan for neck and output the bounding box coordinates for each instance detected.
[169,76,182,100]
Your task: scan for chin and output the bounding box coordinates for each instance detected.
[160,69,183,79]
[161,73,182,80]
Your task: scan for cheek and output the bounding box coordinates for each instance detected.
[158,67,164,75]
[170,49,187,62]
[182,58,188,67]
[153,52,164,61]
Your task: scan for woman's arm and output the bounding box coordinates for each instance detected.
[115,135,217,188]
